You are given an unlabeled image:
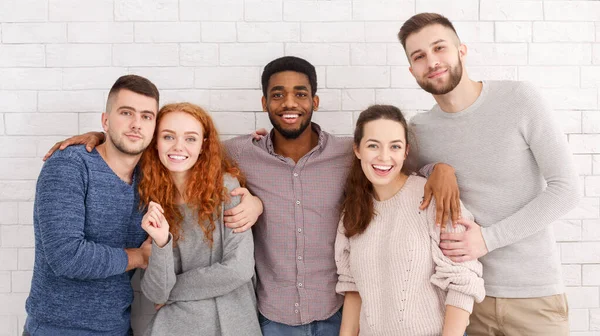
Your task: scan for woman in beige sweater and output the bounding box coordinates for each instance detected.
[335,105,485,336]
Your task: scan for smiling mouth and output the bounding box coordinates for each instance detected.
[125,133,142,140]
[167,154,188,162]
[427,69,448,79]
[372,164,393,175]
[279,113,302,124]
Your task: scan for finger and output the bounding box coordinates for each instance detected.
[441,200,450,230]
[233,222,251,233]
[149,201,164,214]
[419,188,432,210]
[43,142,62,161]
[454,192,462,220]
[435,201,444,227]
[441,248,468,257]
[439,241,465,250]
[440,232,464,241]
[449,255,472,263]
[451,197,460,225]
[230,187,249,197]
[223,206,243,217]
[148,212,161,228]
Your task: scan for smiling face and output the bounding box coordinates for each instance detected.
[102,89,157,156]
[405,24,465,95]
[262,70,319,140]
[156,111,204,177]
[354,118,409,198]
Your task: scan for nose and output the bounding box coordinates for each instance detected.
[427,54,440,70]
[377,147,390,161]
[282,93,298,109]
[130,113,141,131]
[173,137,184,151]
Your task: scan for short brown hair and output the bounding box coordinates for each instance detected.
[398,13,459,49]
[106,74,159,112]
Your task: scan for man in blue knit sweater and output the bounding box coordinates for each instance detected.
[24,75,159,335]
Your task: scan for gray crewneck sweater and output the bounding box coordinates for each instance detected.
[140,175,261,336]
[410,80,581,298]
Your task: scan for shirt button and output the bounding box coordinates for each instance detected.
[297,256,302,260]
[295,310,299,314]
[295,303,299,307]
[296,200,301,205]
[293,173,299,177]
[297,228,302,233]
[298,283,303,287]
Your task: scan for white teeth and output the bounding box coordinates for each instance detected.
[168,155,187,160]
[373,165,392,171]
[283,114,299,119]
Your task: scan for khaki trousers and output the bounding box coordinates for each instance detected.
[466,294,569,336]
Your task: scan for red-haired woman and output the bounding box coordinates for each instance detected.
[138,103,261,336]
[335,105,485,336]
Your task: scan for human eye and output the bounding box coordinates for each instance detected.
[186,137,197,142]
[163,135,174,140]
[120,110,132,116]
[296,92,308,98]
[272,93,283,99]
[391,144,402,150]
[142,114,153,121]
[367,143,378,149]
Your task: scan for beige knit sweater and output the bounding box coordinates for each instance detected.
[335,175,485,336]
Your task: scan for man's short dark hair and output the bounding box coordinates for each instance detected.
[261,56,317,98]
[398,13,459,50]
[106,75,160,112]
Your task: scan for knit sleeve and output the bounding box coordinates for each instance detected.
[427,199,485,313]
[36,155,129,279]
[141,234,176,304]
[481,82,581,252]
[335,216,358,294]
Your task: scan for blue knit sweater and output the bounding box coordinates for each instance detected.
[25,146,147,335]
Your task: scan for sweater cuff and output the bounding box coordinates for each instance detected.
[336,281,358,294]
[445,290,475,314]
[481,226,499,253]
[152,233,173,253]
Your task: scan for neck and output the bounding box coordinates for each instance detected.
[273,124,319,163]
[373,173,409,201]
[432,73,482,113]
[96,141,140,185]
[170,171,188,204]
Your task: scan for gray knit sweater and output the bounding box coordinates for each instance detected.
[411,80,581,298]
[140,175,261,336]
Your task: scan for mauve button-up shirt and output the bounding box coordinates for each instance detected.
[224,123,352,326]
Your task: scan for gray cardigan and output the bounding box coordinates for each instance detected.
[141,175,261,336]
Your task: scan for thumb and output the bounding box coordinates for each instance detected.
[230,187,249,198]
[456,217,474,229]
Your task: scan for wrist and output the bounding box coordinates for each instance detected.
[434,162,455,173]
[125,248,142,270]
[153,233,170,248]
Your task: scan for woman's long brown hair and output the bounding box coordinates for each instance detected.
[138,103,245,246]
[341,104,412,238]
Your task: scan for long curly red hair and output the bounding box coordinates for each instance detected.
[138,102,245,246]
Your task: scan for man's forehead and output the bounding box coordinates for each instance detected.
[405,24,457,51]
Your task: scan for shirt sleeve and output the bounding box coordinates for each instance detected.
[141,234,176,304]
[428,199,485,314]
[481,82,581,252]
[166,176,255,301]
[35,156,129,280]
[335,216,358,294]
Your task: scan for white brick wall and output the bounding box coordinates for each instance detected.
[0,0,598,334]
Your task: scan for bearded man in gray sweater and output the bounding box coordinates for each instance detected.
[399,13,581,336]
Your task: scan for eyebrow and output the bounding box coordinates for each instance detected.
[161,129,201,136]
[117,105,156,117]
[409,39,446,58]
[269,85,309,92]
[366,139,405,144]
